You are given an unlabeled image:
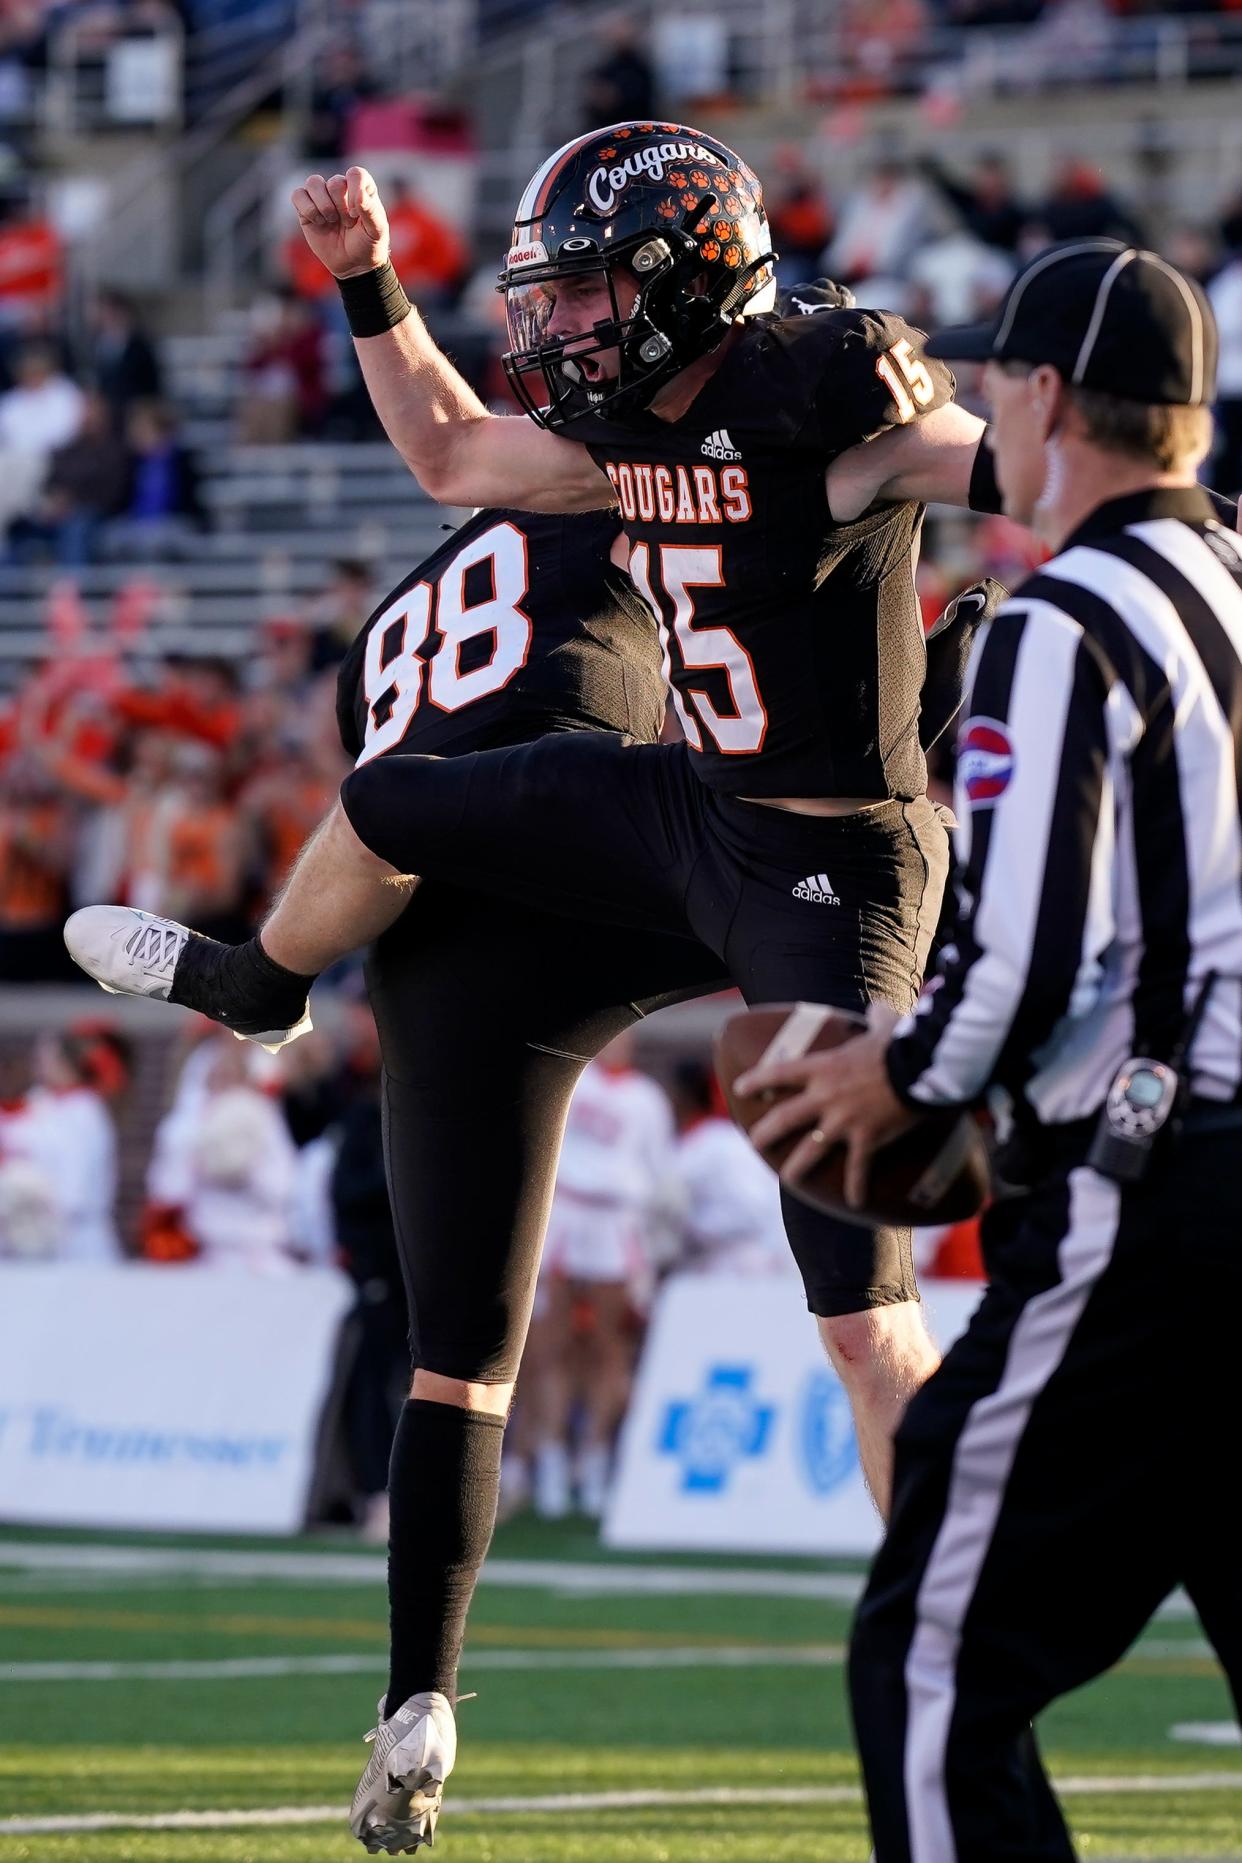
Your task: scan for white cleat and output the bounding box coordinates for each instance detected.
[62,906,312,1053]
[350,1691,457,1854]
[64,905,188,1001]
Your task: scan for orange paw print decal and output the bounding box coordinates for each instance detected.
[636,122,655,133]
[680,192,700,211]
[656,198,678,220]
[723,244,743,267]
[690,169,710,187]
[668,170,687,188]
[700,239,721,261]
[615,127,632,138]
[597,146,617,161]
[713,219,733,240]
[724,194,743,216]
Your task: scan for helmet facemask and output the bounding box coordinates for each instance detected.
[499,192,775,429]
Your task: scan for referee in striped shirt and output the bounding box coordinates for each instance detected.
[740,238,1242,1861]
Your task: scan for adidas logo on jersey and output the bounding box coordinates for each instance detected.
[701,428,741,461]
[792,872,840,905]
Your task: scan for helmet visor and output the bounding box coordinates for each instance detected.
[500,256,645,426]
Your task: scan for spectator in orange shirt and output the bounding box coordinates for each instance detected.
[43,723,176,912]
[240,736,339,902]
[0,194,63,337]
[384,181,468,308]
[0,753,74,980]
[112,657,243,759]
[145,742,249,941]
[767,151,835,280]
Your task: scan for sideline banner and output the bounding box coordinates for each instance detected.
[0,1264,352,1533]
[605,1274,983,1556]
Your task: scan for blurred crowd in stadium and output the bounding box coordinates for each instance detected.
[0,998,983,1530]
[3,0,1241,1524]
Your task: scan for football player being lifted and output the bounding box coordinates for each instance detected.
[70,476,987,1857]
[66,124,1007,1842]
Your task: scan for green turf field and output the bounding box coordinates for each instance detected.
[0,1517,1238,1861]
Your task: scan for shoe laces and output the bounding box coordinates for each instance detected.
[124,923,182,976]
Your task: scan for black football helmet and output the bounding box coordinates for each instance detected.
[497,121,776,429]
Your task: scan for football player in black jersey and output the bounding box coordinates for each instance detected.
[66,408,992,1855]
[331,505,730,1851]
[263,128,990,1502]
[69,128,1000,1510]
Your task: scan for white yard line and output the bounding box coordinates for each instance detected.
[0,1539,864,1601]
[0,1646,848,1682]
[2,1773,1240,1837]
[0,1638,1212,1686]
[0,1541,1201,1615]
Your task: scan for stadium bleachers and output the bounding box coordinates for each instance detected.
[0,325,454,690]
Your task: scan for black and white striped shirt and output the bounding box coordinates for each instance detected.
[887,485,1242,1126]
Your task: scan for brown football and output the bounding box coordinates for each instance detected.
[714,1003,990,1229]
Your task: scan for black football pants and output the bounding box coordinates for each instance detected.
[342,731,950,1319]
[849,1128,1242,1862]
[366,880,724,1382]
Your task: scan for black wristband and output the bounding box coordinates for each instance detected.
[337,261,411,339]
[1208,486,1240,529]
[968,432,1003,514]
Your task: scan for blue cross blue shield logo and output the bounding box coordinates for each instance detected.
[658,1364,775,1494]
[798,1371,858,1495]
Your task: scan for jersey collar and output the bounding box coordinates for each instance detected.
[1063,484,1217,549]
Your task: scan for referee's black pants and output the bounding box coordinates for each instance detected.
[849,1128,1242,1862]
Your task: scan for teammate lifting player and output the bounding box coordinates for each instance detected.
[65,123,1010,1848]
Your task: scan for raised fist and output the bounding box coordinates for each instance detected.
[291,166,390,280]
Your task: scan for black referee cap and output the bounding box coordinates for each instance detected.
[926,238,1217,407]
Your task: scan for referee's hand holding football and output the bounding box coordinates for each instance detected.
[739,1005,913,1208]
[291,165,391,279]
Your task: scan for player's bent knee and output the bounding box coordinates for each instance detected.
[339,761,423,871]
[411,1367,514,1416]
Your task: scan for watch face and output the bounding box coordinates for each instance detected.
[1109,1059,1175,1136]
[1125,1068,1166,1111]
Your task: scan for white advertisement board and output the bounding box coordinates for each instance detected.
[605,1274,983,1556]
[0,1264,352,1533]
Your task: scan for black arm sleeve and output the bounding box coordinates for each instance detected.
[968,434,1002,514]
[968,432,1239,529]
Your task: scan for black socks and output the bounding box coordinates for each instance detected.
[168,932,315,1037]
[384,1399,506,1712]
